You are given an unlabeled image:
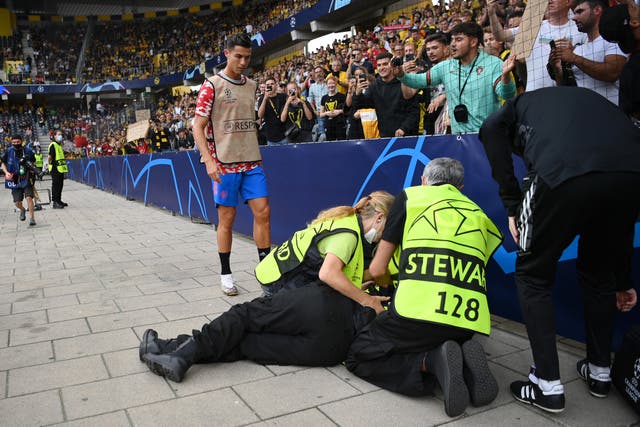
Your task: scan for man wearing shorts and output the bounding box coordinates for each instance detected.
[1,135,37,226]
[193,33,271,296]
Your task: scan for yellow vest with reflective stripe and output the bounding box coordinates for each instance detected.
[34,153,43,167]
[47,142,68,173]
[255,214,365,288]
[392,185,503,335]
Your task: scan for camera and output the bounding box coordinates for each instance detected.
[351,54,356,58]
[18,157,44,180]
[358,76,366,83]
[453,104,469,123]
[391,57,403,67]
[288,88,296,96]
[266,84,273,92]
[405,54,415,61]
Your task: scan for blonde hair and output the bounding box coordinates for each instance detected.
[310,191,395,225]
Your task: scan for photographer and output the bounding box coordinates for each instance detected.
[257,77,287,145]
[1,135,37,226]
[280,82,314,143]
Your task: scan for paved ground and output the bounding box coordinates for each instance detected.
[0,178,638,427]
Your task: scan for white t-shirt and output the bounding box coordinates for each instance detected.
[572,35,626,105]
[513,20,587,91]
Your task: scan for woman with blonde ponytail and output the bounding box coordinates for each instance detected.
[140,191,395,383]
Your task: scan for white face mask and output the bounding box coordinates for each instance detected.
[363,227,377,244]
[55,135,63,142]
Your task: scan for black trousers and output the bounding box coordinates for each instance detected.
[515,172,640,380]
[185,284,357,366]
[346,309,472,396]
[51,170,64,203]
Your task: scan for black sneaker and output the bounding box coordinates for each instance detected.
[577,359,611,398]
[511,380,565,413]
[462,339,498,407]
[428,340,469,417]
[29,218,36,226]
[19,208,26,221]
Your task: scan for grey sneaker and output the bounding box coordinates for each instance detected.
[220,274,238,296]
[19,208,26,221]
[29,218,36,226]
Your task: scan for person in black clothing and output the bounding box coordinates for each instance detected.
[257,77,287,145]
[319,76,347,141]
[149,121,171,152]
[479,86,640,414]
[1,135,37,225]
[281,82,314,143]
[599,1,640,127]
[176,129,195,151]
[352,52,419,138]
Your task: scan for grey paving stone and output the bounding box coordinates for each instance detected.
[0,284,12,294]
[247,408,336,427]
[136,278,203,295]
[100,273,161,289]
[234,367,360,419]
[327,364,380,394]
[48,300,120,323]
[488,328,532,350]
[87,307,166,333]
[157,298,230,321]
[54,329,140,360]
[442,402,555,426]
[115,292,186,311]
[171,360,274,397]
[13,276,71,291]
[558,378,639,426]
[103,348,148,377]
[1,288,42,304]
[48,410,131,427]
[177,286,218,302]
[12,294,79,314]
[320,388,453,427]
[0,329,7,348]
[0,303,10,316]
[473,334,522,360]
[8,355,109,396]
[10,318,90,346]
[492,348,581,382]
[77,286,143,304]
[44,281,105,298]
[128,388,260,427]
[0,310,47,331]
[62,372,174,420]
[0,370,5,399]
[0,390,63,426]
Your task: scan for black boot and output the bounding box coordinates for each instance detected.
[142,337,197,382]
[138,329,190,361]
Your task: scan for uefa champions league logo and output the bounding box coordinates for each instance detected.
[290,17,296,28]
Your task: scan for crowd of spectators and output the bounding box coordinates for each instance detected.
[29,23,86,84]
[83,0,318,82]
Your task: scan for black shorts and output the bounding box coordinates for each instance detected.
[12,185,34,202]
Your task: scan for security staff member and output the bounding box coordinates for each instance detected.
[139,192,394,383]
[346,158,503,418]
[33,146,43,180]
[480,87,640,413]
[48,129,68,209]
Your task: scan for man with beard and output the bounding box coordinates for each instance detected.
[549,0,626,104]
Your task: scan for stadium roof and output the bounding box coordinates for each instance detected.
[8,0,214,16]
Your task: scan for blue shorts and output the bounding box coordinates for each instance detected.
[214,166,269,207]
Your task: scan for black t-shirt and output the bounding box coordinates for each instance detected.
[259,93,287,141]
[284,100,315,131]
[320,92,346,127]
[381,190,407,245]
[619,51,640,119]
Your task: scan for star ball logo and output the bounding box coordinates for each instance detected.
[225,88,233,99]
[290,17,296,28]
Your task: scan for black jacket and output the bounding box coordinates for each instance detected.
[480,86,640,215]
[352,76,419,138]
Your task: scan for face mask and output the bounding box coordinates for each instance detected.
[363,227,377,244]
[55,135,63,142]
